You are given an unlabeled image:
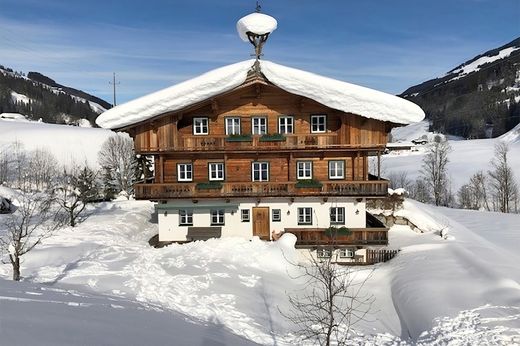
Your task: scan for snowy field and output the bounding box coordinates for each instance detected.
[0,117,114,168]
[385,121,520,192]
[0,195,519,345]
[1,119,519,344]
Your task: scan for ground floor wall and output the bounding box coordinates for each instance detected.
[157,197,366,242]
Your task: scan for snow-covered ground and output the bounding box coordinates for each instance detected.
[0,119,114,168]
[385,122,520,192]
[1,194,519,345]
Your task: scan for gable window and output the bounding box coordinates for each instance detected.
[210,209,225,225]
[278,116,294,134]
[208,163,224,181]
[252,117,267,135]
[241,209,250,222]
[252,162,269,182]
[317,248,332,258]
[339,248,355,258]
[193,117,209,135]
[330,207,345,225]
[311,115,326,133]
[225,117,241,135]
[272,209,281,222]
[179,210,193,226]
[177,163,193,182]
[329,160,345,180]
[297,161,312,180]
[298,207,312,225]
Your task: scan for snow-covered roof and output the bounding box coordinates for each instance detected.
[96,59,425,129]
[236,13,278,42]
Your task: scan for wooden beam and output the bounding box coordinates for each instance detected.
[377,150,381,180]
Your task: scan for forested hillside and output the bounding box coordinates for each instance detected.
[0,65,110,126]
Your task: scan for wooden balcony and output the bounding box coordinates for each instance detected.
[134,180,389,200]
[284,228,388,246]
[138,133,385,153]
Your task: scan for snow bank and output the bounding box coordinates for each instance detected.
[96,60,425,129]
[0,119,114,168]
[236,12,277,42]
[500,121,520,143]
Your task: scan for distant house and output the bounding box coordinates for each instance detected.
[96,11,424,263]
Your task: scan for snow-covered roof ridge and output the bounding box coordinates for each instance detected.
[96,60,425,129]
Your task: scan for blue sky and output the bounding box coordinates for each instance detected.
[0,0,519,104]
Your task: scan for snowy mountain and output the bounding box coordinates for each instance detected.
[0,65,111,126]
[401,37,520,139]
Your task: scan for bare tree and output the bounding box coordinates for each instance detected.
[387,171,412,191]
[458,171,490,210]
[421,141,451,206]
[488,142,519,213]
[0,190,63,280]
[98,134,137,199]
[55,165,99,227]
[27,148,59,191]
[408,178,432,204]
[281,249,374,345]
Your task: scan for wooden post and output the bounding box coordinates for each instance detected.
[159,156,164,183]
[377,150,381,180]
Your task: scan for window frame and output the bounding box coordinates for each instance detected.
[208,162,225,181]
[310,115,327,133]
[272,209,281,222]
[225,117,241,135]
[252,117,268,135]
[296,161,313,180]
[278,115,294,134]
[328,160,345,180]
[210,209,225,226]
[251,161,269,182]
[297,207,313,225]
[241,209,250,222]
[317,248,332,258]
[179,209,193,226]
[193,117,209,135]
[330,207,345,225]
[339,248,355,258]
[177,163,193,182]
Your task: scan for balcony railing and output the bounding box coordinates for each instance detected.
[284,228,388,246]
[138,133,385,152]
[134,180,389,200]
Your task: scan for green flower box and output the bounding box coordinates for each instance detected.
[196,182,223,190]
[259,134,286,142]
[295,179,323,188]
[225,134,252,142]
[325,226,352,237]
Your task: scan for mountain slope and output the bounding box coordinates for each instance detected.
[401,37,520,138]
[0,65,111,126]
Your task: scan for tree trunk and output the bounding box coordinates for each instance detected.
[12,255,20,281]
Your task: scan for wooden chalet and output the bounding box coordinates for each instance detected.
[96,11,424,263]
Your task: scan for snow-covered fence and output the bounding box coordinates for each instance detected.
[365,249,399,265]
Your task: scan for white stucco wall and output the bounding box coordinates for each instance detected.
[158,197,366,242]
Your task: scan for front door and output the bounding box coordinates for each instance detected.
[252,207,270,240]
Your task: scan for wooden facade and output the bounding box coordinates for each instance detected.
[125,82,390,201]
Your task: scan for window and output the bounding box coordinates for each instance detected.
[179,210,193,226]
[252,117,267,135]
[330,207,345,225]
[241,209,250,222]
[193,117,209,135]
[317,248,332,258]
[208,163,224,181]
[311,115,326,133]
[339,248,355,258]
[329,160,345,179]
[225,117,241,135]
[252,162,269,182]
[298,207,312,225]
[177,163,193,182]
[272,209,281,222]
[278,116,294,134]
[297,161,312,180]
[210,209,225,225]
